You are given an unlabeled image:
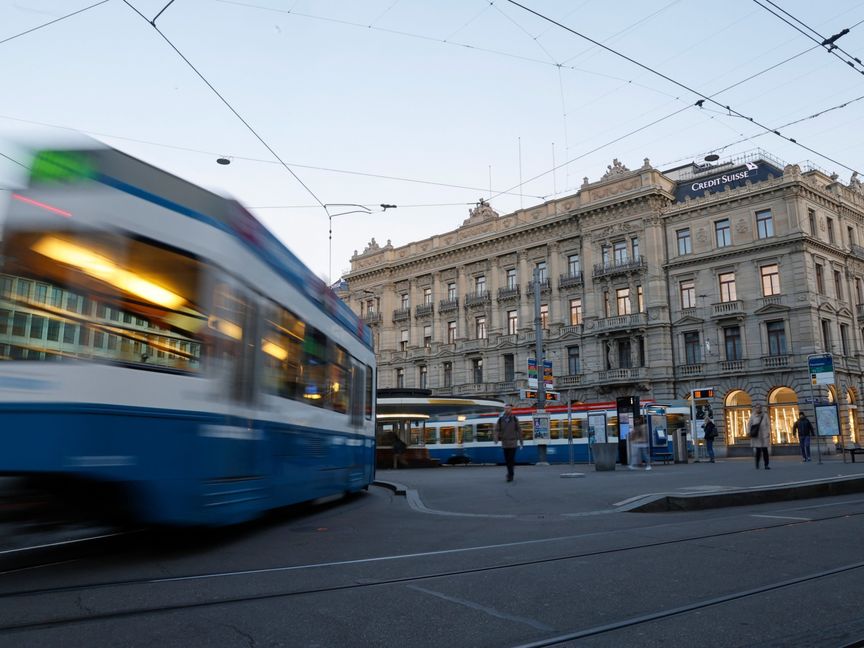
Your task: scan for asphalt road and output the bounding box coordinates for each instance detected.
[1,459,864,647]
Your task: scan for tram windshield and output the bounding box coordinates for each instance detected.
[0,229,206,372]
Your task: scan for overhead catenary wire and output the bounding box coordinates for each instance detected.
[121,0,328,211]
[0,0,110,47]
[504,0,861,177]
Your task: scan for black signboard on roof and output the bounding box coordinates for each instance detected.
[674,160,784,202]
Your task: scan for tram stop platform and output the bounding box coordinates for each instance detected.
[374,454,864,518]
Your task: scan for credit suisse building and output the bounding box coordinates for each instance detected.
[344,152,864,455]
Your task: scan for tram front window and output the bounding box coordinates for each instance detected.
[0,230,205,371]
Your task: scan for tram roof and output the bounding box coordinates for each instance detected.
[376,397,505,421]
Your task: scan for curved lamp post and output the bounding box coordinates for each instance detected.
[325,203,397,282]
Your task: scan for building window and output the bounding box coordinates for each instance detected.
[423,325,432,348]
[603,290,610,317]
[724,326,742,361]
[684,331,701,365]
[569,298,583,325]
[567,345,581,374]
[715,219,731,248]
[834,270,844,300]
[535,261,547,282]
[849,226,856,247]
[613,241,628,264]
[761,264,780,296]
[827,217,836,245]
[475,275,486,294]
[677,228,692,255]
[503,354,515,381]
[616,287,631,315]
[637,285,644,312]
[400,293,409,309]
[443,362,452,387]
[840,324,850,356]
[419,365,427,389]
[680,279,696,309]
[808,208,817,235]
[601,245,610,266]
[767,320,787,356]
[857,278,864,305]
[567,254,580,276]
[447,321,456,344]
[396,367,404,388]
[756,209,774,239]
[365,299,375,314]
[631,237,640,260]
[815,263,825,294]
[447,283,457,300]
[719,272,737,302]
[423,287,432,305]
[618,339,632,368]
[400,329,408,351]
[540,304,549,329]
[821,319,832,352]
[506,268,517,289]
[472,358,483,384]
[507,310,518,335]
[475,316,487,339]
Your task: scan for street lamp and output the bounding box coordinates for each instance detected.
[325,203,396,282]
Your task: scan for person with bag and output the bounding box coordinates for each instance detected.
[748,403,771,469]
[494,404,523,482]
[702,416,718,463]
[791,411,814,462]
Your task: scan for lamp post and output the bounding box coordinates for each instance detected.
[325,203,396,282]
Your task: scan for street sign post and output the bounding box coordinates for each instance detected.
[807,354,835,464]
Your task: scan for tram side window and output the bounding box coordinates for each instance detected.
[261,303,305,400]
[460,424,475,443]
[326,343,351,414]
[424,426,438,445]
[439,426,456,444]
[365,365,374,420]
[0,231,204,371]
[520,420,533,442]
[476,422,494,442]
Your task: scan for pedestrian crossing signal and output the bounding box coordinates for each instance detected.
[693,389,714,399]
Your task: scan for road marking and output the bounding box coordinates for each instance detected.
[407,584,555,632]
[750,514,811,521]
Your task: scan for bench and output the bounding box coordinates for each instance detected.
[841,444,864,462]
[652,451,674,465]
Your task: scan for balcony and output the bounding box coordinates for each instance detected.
[561,324,583,336]
[454,382,494,395]
[415,303,433,318]
[593,256,646,278]
[557,374,582,388]
[458,338,488,352]
[761,355,790,368]
[558,271,583,289]
[679,364,703,377]
[596,312,646,332]
[760,295,783,308]
[407,347,432,360]
[465,290,491,307]
[857,303,864,319]
[363,311,381,324]
[720,360,745,372]
[438,298,458,313]
[497,286,520,301]
[392,307,411,322]
[712,300,744,318]
[526,278,551,295]
[598,367,642,383]
[851,244,864,260]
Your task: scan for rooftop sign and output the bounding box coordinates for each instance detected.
[674,160,783,202]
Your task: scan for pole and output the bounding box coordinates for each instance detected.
[568,399,573,467]
[809,379,823,465]
[534,267,548,465]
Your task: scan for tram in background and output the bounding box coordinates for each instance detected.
[411,401,691,465]
[0,142,376,526]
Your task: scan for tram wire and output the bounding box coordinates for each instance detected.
[1,507,863,634]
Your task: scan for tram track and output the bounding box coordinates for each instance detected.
[1,508,863,636]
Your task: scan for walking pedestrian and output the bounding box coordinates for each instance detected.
[702,416,717,463]
[494,404,523,482]
[628,416,651,470]
[792,411,814,462]
[748,404,771,469]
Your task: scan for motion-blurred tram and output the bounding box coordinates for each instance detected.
[0,143,376,526]
[408,401,690,465]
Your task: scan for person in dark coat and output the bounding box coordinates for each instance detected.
[702,416,718,463]
[494,404,523,482]
[748,404,771,469]
[792,411,814,462]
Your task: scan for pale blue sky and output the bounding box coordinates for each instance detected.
[3,0,864,281]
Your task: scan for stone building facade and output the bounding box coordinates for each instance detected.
[344,152,864,452]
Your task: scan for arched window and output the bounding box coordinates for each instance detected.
[768,387,799,444]
[724,389,752,442]
[847,388,858,443]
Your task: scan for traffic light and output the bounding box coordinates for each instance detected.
[693,389,714,399]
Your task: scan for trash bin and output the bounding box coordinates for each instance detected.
[592,442,618,471]
[674,428,689,464]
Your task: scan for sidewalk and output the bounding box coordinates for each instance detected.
[375,455,864,518]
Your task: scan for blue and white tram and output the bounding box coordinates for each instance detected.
[413,401,687,465]
[0,144,376,526]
